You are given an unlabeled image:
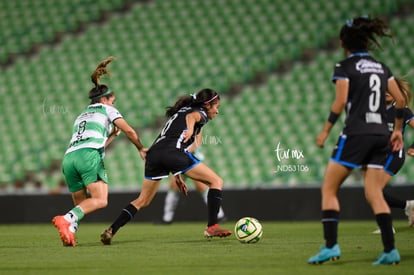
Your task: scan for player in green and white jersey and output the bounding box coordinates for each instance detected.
[52,57,147,246]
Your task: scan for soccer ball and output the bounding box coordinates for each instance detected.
[234,217,263,243]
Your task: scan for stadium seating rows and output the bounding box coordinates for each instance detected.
[0,0,413,190]
[0,0,127,63]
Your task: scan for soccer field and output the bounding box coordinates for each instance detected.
[0,221,412,275]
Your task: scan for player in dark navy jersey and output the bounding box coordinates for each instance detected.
[379,78,414,229]
[100,88,232,244]
[309,16,405,266]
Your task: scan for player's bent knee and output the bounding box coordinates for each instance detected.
[96,198,108,209]
[210,176,224,190]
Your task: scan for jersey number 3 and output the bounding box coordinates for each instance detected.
[366,74,382,124]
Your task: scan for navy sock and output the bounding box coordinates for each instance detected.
[322,210,339,248]
[110,204,138,234]
[376,213,395,253]
[207,189,222,226]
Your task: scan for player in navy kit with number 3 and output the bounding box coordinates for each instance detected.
[101,88,231,244]
[308,16,405,266]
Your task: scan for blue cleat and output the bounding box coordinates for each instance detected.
[308,244,341,265]
[372,249,400,266]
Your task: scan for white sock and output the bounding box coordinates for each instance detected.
[64,211,78,224]
[201,189,208,204]
[69,223,78,233]
[217,206,225,220]
[405,200,414,212]
[163,190,180,222]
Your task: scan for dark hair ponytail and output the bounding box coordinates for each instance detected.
[165,88,220,117]
[88,57,115,103]
[340,16,392,52]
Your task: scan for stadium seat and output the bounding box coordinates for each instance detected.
[1,0,413,190]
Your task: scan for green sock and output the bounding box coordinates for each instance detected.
[72,206,85,221]
[65,206,85,223]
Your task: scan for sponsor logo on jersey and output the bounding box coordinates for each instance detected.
[355,59,384,74]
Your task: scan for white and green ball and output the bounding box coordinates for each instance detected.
[234,217,263,243]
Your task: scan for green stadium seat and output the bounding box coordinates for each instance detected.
[1,0,413,191]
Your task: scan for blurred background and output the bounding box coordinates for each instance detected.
[1,0,413,196]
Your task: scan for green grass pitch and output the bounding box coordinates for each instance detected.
[0,220,413,274]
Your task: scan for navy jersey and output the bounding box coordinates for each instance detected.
[151,106,208,150]
[386,104,414,136]
[332,52,392,136]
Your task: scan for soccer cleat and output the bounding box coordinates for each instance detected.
[372,227,396,234]
[372,249,400,266]
[404,200,414,227]
[52,216,75,247]
[308,244,341,264]
[100,228,114,245]
[204,224,232,238]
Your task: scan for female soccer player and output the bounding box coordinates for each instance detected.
[380,77,414,228]
[52,57,147,246]
[308,16,405,265]
[100,88,231,244]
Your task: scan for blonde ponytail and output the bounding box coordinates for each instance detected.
[91,56,115,86]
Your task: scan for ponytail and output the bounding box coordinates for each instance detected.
[165,88,220,117]
[88,57,115,103]
[165,96,194,117]
[91,56,114,86]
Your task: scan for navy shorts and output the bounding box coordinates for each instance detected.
[383,149,405,176]
[330,134,390,169]
[144,148,200,180]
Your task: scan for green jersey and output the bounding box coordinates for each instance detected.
[65,103,122,154]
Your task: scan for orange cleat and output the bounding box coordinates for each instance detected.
[204,224,232,238]
[52,216,75,247]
